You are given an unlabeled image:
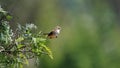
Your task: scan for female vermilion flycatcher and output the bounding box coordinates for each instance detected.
[44,26,61,39]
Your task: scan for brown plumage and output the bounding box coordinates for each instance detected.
[44,26,61,39]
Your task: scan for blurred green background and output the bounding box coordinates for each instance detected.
[1,0,120,68]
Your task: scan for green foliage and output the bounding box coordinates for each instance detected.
[0,6,53,68]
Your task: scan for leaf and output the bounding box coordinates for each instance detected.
[16,37,24,42]
[32,37,37,44]
[0,5,3,11]
[19,53,28,65]
[39,38,46,41]
[0,46,4,52]
[41,44,53,59]
[17,44,24,49]
[24,56,29,65]
[6,15,13,21]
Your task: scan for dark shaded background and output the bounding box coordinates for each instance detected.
[1,0,120,68]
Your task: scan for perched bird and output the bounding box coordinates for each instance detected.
[44,26,61,39]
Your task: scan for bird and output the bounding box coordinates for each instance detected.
[44,26,61,39]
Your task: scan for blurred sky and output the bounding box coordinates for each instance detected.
[1,0,120,68]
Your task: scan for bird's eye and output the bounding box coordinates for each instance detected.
[58,28,61,29]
